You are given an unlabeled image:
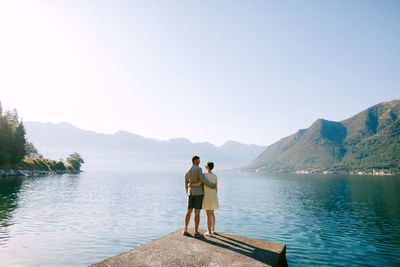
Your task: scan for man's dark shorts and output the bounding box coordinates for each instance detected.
[188,194,203,210]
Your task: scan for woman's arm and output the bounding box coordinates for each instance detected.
[189,181,202,187]
[215,183,218,193]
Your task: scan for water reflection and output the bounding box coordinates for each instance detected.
[0,177,23,246]
[0,174,81,248]
[274,174,400,265]
[0,171,399,266]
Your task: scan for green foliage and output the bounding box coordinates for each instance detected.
[67,152,84,171]
[0,102,84,172]
[337,118,400,171]
[12,122,26,163]
[0,106,27,166]
[20,158,68,171]
[25,141,39,154]
[245,99,400,173]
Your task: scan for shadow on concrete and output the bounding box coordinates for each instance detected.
[196,233,288,266]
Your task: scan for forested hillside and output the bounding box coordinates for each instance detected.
[0,101,84,173]
[0,103,27,165]
[244,99,400,174]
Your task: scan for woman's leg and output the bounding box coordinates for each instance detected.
[206,210,212,234]
[210,210,215,232]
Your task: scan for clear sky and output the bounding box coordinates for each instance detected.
[0,0,399,146]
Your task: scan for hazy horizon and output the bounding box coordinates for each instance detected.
[1,1,399,146]
[24,120,265,147]
[21,96,400,147]
[23,120,267,171]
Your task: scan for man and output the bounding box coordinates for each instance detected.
[183,155,216,238]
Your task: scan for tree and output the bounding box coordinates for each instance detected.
[4,109,11,120]
[0,104,27,165]
[0,115,11,165]
[10,122,27,163]
[67,152,84,171]
[55,161,67,170]
[25,141,38,154]
[10,108,19,124]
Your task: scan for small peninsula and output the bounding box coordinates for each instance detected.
[0,101,84,177]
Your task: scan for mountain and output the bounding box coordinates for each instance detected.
[24,122,265,171]
[243,99,400,173]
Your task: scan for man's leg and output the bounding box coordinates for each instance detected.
[194,209,201,233]
[185,208,193,232]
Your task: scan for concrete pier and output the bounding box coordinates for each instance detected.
[91,228,288,267]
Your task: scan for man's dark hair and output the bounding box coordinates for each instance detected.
[206,161,214,171]
[192,156,200,163]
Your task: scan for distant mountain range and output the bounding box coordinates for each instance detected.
[243,99,400,173]
[24,122,265,171]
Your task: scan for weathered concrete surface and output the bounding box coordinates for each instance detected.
[91,228,288,267]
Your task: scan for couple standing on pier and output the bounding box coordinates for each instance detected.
[183,155,219,238]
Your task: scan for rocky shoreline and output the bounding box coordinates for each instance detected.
[0,169,81,177]
[246,167,400,176]
[293,169,399,176]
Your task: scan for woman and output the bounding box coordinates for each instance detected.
[190,161,219,236]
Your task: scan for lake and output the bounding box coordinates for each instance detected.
[0,170,399,266]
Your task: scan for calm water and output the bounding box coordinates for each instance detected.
[0,171,399,266]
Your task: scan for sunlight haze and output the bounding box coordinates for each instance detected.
[1,0,399,146]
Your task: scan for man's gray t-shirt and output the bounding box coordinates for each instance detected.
[185,165,215,196]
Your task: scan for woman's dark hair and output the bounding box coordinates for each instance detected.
[206,161,214,171]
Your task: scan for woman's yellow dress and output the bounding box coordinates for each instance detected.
[202,173,219,210]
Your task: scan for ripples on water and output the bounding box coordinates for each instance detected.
[0,171,399,266]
